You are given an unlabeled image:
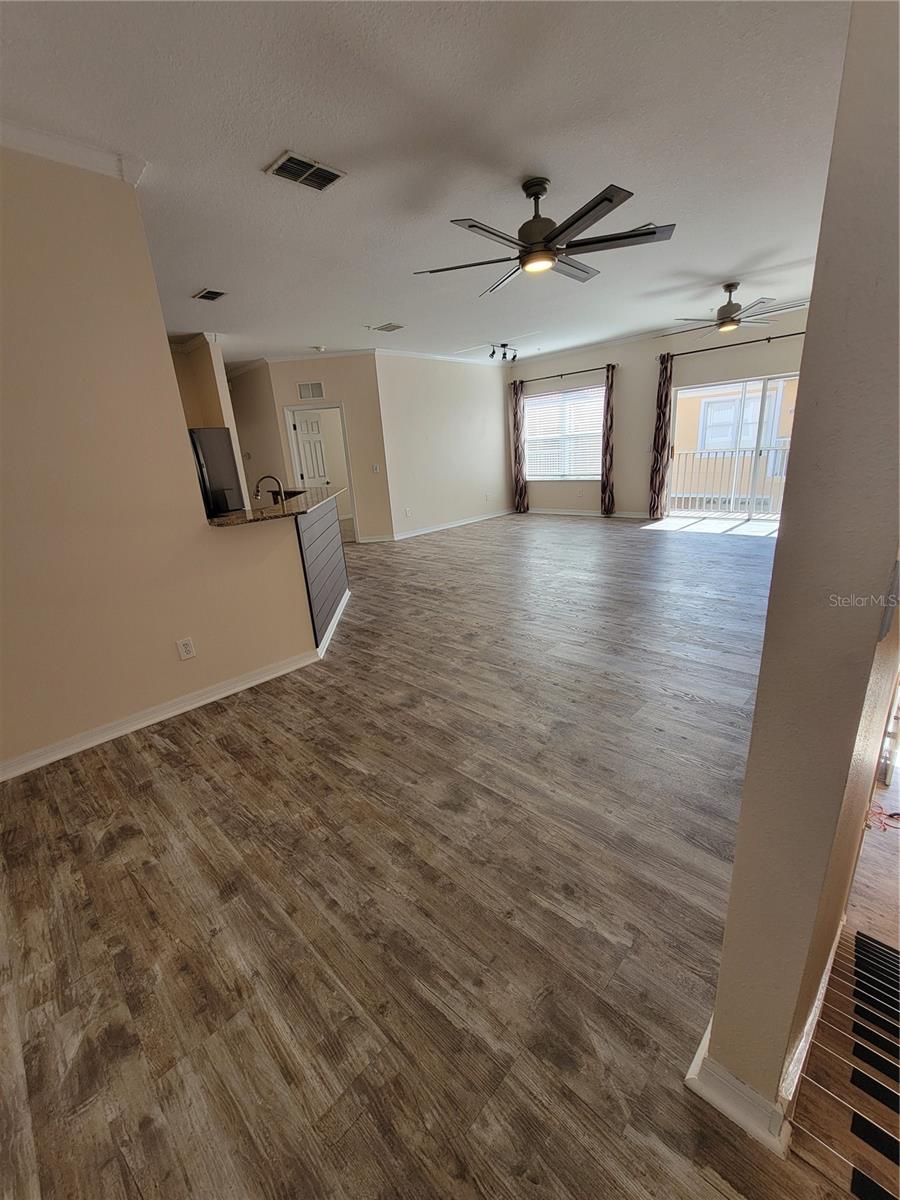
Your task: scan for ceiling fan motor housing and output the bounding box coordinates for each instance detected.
[717,281,742,322]
[517,214,557,246]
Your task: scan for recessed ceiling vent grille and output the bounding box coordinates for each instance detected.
[265,152,345,192]
[373,322,404,333]
[192,288,226,301]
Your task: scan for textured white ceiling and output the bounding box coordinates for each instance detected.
[0,2,849,363]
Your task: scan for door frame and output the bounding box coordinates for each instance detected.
[667,371,798,518]
[284,400,359,536]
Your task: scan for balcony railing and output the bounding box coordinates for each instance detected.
[668,446,790,517]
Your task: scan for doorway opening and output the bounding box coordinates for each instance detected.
[285,401,357,544]
[667,373,798,524]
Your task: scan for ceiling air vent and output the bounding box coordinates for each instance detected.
[192,288,226,301]
[265,151,345,192]
[373,322,404,333]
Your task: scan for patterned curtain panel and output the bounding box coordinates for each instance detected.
[600,363,616,516]
[648,353,674,519]
[511,379,529,513]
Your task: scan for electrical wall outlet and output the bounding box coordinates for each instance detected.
[176,637,196,661]
[372,463,381,473]
[404,506,412,518]
[484,493,489,503]
[577,487,584,498]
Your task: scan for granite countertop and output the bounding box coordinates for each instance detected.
[209,486,346,527]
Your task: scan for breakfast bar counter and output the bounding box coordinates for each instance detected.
[210,486,350,650]
[207,484,346,527]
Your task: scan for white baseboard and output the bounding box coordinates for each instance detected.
[0,648,321,783]
[355,534,394,543]
[529,507,605,516]
[528,508,649,519]
[392,509,514,541]
[685,1019,790,1158]
[316,590,350,657]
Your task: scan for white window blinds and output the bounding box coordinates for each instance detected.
[523,385,605,480]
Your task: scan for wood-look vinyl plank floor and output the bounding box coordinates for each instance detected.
[2,515,852,1198]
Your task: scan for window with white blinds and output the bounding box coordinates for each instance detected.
[523,385,605,480]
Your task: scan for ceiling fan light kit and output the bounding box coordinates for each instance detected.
[415,176,676,297]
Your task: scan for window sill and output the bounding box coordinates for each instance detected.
[526,478,602,483]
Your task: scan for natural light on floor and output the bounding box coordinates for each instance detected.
[644,516,780,536]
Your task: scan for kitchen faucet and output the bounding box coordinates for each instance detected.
[253,475,286,513]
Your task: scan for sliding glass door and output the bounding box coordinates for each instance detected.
[668,374,797,517]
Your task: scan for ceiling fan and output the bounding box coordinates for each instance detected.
[668,282,809,337]
[415,177,675,298]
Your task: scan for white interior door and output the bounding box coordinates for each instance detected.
[291,412,329,487]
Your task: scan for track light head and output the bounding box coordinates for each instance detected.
[489,346,496,359]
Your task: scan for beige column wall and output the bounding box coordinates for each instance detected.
[228,361,288,507]
[0,148,315,767]
[267,354,394,541]
[375,354,512,536]
[705,0,899,1103]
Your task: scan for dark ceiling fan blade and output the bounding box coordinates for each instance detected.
[740,299,809,318]
[552,255,600,283]
[656,321,718,338]
[546,184,633,245]
[675,317,712,323]
[736,297,775,317]
[414,255,517,276]
[479,264,521,298]
[451,218,526,250]
[564,223,676,256]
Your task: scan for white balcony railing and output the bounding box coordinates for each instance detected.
[668,446,790,517]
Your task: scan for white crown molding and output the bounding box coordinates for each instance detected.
[225,357,268,380]
[685,1019,791,1158]
[0,648,321,782]
[374,348,505,367]
[240,347,506,371]
[169,332,216,356]
[263,349,377,365]
[0,120,146,185]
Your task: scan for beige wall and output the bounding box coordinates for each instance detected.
[511,310,807,516]
[228,361,287,508]
[267,354,394,541]
[0,147,316,766]
[172,345,220,427]
[375,354,511,536]
[706,0,899,1104]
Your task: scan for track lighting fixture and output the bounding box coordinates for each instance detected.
[489,342,519,362]
[489,347,496,359]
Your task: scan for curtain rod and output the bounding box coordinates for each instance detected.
[667,331,804,361]
[518,363,615,384]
